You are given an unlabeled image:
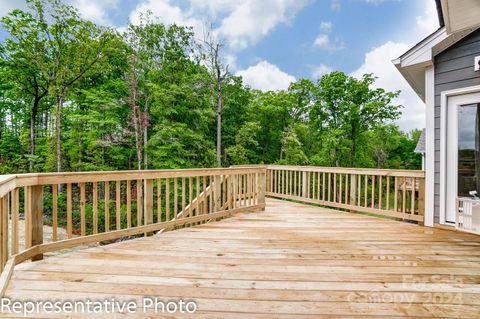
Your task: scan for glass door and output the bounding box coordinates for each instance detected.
[457,103,480,198]
[445,92,480,224]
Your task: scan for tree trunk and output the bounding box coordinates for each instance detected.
[29,97,40,172]
[55,95,63,173]
[216,76,222,167]
[133,103,142,171]
[350,125,356,167]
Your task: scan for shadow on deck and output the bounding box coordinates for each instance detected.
[3,198,480,318]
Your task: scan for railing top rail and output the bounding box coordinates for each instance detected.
[266,165,425,178]
[0,175,17,198]
[0,166,267,191]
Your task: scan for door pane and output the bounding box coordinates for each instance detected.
[458,103,480,196]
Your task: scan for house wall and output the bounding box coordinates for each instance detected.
[434,28,480,223]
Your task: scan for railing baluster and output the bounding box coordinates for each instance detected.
[165,178,170,222]
[339,174,343,204]
[126,180,132,227]
[196,176,201,213]
[345,174,349,205]
[371,175,375,209]
[105,181,110,232]
[386,176,390,211]
[189,177,193,217]
[80,182,86,236]
[157,179,161,223]
[322,172,326,201]
[379,176,383,210]
[116,181,121,230]
[202,176,207,213]
[174,177,178,219]
[364,176,368,207]
[136,179,142,226]
[327,173,331,202]
[333,173,337,203]
[93,182,98,234]
[181,177,186,218]
[51,186,58,241]
[394,176,398,212]
[357,175,361,206]
[67,183,72,238]
[12,188,19,253]
[411,177,416,215]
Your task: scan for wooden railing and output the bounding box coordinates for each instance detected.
[0,167,266,295]
[266,165,425,223]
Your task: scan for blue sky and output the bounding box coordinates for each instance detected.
[0,0,440,131]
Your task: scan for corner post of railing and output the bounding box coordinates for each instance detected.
[28,185,44,261]
[258,167,266,210]
[301,169,308,198]
[418,176,425,226]
[265,167,271,193]
[144,179,154,236]
[350,174,357,206]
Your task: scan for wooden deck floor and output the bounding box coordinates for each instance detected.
[3,198,480,318]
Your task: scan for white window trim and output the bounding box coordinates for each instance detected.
[440,85,480,225]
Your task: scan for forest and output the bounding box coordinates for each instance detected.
[0,0,422,175]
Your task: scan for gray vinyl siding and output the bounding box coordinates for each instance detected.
[433,28,480,223]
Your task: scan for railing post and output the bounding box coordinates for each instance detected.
[144,179,154,235]
[302,171,308,198]
[418,177,425,226]
[266,169,271,193]
[259,168,266,210]
[214,175,221,212]
[29,185,43,261]
[350,175,357,207]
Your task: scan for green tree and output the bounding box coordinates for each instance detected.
[277,125,308,165]
[226,121,261,165]
[311,72,401,167]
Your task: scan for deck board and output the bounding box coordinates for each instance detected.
[3,198,480,318]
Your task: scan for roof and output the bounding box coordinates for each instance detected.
[393,1,480,101]
[415,129,426,154]
[440,0,480,34]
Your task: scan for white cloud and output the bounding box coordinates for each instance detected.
[224,53,237,72]
[351,41,424,131]
[320,21,332,33]
[331,0,341,12]
[415,0,439,37]
[129,0,203,32]
[129,0,310,51]
[217,0,311,50]
[313,33,344,51]
[313,34,330,48]
[350,0,440,131]
[236,60,295,91]
[69,0,119,26]
[311,64,332,79]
